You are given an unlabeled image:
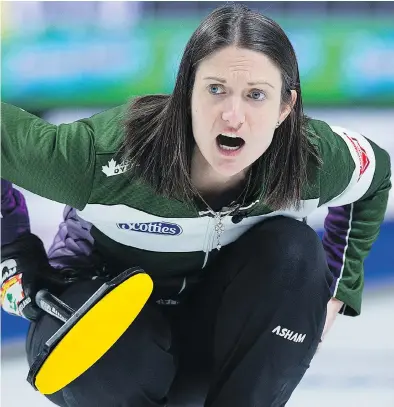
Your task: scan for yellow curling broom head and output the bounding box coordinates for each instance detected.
[27,268,153,394]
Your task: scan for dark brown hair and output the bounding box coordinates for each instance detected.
[120,3,320,210]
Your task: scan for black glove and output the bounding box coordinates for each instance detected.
[1,233,76,321]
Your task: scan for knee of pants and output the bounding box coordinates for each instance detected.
[232,216,333,292]
[26,280,176,407]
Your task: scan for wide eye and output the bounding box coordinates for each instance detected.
[248,90,266,101]
[208,84,225,95]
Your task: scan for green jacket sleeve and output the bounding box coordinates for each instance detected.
[1,102,96,209]
[314,121,391,316]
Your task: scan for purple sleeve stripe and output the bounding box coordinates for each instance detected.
[322,204,353,295]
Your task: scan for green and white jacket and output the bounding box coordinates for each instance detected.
[1,102,391,315]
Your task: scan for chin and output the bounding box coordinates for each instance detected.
[214,162,246,178]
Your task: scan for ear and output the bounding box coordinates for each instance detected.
[278,90,297,124]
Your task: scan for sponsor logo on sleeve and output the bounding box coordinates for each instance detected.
[345,133,370,180]
[116,222,183,236]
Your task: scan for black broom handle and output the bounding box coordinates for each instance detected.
[35,289,75,323]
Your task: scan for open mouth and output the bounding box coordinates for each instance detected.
[216,134,245,151]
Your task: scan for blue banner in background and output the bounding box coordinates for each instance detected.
[2,18,394,109]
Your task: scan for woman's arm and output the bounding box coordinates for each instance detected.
[1,103,96,210]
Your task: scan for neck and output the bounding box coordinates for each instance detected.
[191,147,248,197]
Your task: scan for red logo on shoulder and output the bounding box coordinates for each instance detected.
[344,133,370,180]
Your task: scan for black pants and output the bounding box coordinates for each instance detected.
[26,216,333,407]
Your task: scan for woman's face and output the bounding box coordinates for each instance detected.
[191,45,296,178]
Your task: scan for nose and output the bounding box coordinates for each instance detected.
[221,97,245,130]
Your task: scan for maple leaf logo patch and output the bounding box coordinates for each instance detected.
[102,158,131,177]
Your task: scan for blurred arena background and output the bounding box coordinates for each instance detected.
[1,1,393,406]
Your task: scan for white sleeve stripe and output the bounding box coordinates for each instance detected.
[323,126,376,207]
[332,202,354,298]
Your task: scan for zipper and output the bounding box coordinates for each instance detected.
[200,199,260,268]
[202,210,224,268]
[202,215,213,268]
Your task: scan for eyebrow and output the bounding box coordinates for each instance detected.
[202,76,275,89]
